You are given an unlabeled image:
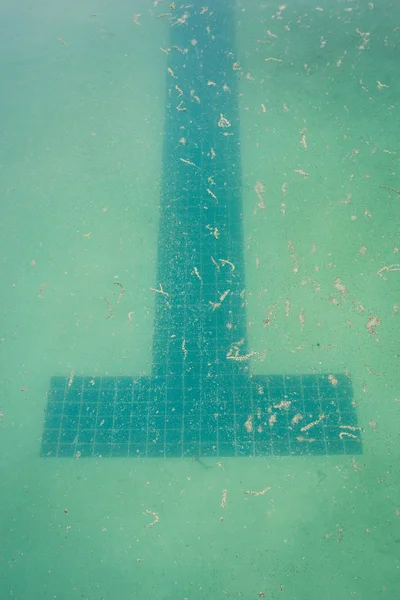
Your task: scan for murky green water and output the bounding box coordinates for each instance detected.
[1,1,399,598]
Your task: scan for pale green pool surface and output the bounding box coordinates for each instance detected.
[1,0,399,599]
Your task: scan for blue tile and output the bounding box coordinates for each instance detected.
[165,444,183,457]
[165,429,182,445]
[61,429,78,443]
[63,403,80,416]
[58,444,76,458]
[61,416,79,429]
[75,444,93,458]
[46,402,64,416]
[83,377,101,390]
[82,390,100,403]
[42,429,60,444]
[130,429,147,444]
[93,444,112,457]
[48,388,65,402]
[99,390,116,404]
[78,429,95,443]
[111,444,130,457]
[112,429,129,443]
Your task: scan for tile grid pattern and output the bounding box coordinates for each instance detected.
[41,373,362,458]
[149,0,251,458]
[41,1,362,459]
